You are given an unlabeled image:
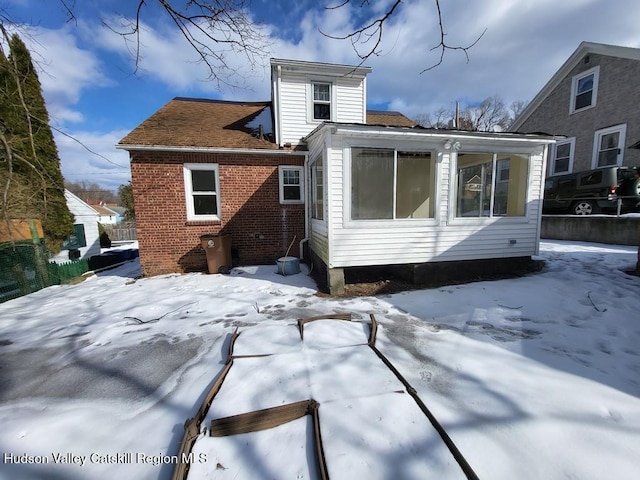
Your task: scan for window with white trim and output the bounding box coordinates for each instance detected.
[570,66,599,114]
[550,138,575,175]
[279,165,304,204]
[350,148,436,220]
[592,124,626,168]
[183,163,221,221]
[312,83,331,120]
[311,157,324,220]
[455,152,528,218]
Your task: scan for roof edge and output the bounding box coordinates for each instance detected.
[511,41,640,131]
[116,144,307,155]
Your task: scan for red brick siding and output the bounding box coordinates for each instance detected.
[131,151,305,276]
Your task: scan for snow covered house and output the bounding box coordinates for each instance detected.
[118,58,555,293]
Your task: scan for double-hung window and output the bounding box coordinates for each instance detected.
[592,124,626,168]
[350,148,435,220]
[570,66,599,113]
[312,83,331,121]
[550,138,575,175]
[456,153,528,218]
[279,165,304,204]
[184,163,221,221]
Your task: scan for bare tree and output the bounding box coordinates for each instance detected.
[104,0,271,89]
[414,106,452,128]
[415,96,528,132]
[322,0,486,72]
[508,99,528,126]
[461,95,511,132]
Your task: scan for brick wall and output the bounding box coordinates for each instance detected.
[131,150,306,276]
[519,54,640,173]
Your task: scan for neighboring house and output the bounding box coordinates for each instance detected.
[91,204,120,225]
[118,58,555,293]
[105,205,126,224]
[51,190,100,262]
[511,42,640,176]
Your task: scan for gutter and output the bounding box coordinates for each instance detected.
[115,144,307,155]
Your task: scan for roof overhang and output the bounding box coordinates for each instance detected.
[270,58,372,78]
[115,144,307,155]
[305,123,559,148]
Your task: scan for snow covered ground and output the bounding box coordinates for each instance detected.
[0,240,639,479]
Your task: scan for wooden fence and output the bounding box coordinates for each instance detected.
[103,223,137,241]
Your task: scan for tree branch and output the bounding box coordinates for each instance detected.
[421,0,486,73]
[102,0,271,89]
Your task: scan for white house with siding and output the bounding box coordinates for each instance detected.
[269,58,557,294]
[271,58,371,147]
[51,190,101,263]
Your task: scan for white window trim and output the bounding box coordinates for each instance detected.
[569,66,599,114]
[278,165,304,204]
[550,137,575,175]
[343,142,439,228]
[307,79,335,123]
[183,163,221,221]
[311,157,324,220]
[450,152,531,223]
[592,124,627,169]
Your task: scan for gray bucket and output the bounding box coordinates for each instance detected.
[276,256,300,275]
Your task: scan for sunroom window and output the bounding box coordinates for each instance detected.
[351,148,435,220]
[456,153,528,218]
[311,157,324,220]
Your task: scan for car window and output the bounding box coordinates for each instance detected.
[580,171,602,186]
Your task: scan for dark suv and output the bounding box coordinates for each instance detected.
[543,166,640,215]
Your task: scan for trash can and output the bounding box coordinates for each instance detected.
[200,234,232,274]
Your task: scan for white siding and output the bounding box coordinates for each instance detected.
[51,190,101,262]
[277,71,366,146]
[278,73,309,145]
[334,77,366,124]
[307,131,330,263]
[322,134,549,268]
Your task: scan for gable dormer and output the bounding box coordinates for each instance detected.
[270,58,372,147]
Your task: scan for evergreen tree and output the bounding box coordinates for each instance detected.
[0,34,73,253]
[118,182,135,221]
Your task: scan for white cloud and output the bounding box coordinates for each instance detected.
[21,25,111,125]
[55,129,131,191]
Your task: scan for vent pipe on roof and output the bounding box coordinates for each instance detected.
[259,124,264,140]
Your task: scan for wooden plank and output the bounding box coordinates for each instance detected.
[0,219,43,243]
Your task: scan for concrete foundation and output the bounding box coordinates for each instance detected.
[541,215,640,246]
[327,268,345,296]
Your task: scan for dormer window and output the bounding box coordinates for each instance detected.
[313,83,331,120]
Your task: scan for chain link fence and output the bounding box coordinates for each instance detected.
[0,241,89,303]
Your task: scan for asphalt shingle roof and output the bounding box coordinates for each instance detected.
[119,98,277,150]
[118,98,416,149]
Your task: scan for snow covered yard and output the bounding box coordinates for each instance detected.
[0,240,639,479]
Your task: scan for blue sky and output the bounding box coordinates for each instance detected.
[4,0,640,191]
